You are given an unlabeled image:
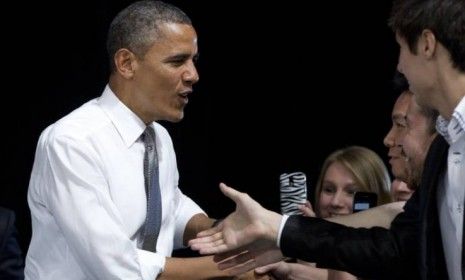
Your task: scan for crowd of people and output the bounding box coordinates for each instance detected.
[1,0,463,279]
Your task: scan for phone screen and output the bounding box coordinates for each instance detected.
[352,191,377,213]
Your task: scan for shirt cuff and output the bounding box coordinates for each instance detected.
[137,249,166,280]
[277,214,289,248]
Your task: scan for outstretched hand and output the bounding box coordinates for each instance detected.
[188,183,285,275]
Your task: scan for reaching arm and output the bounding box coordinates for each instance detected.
[158,256,229,279]
[159,256,271,280]
[256,261,328,280]
[189,183,282,255]
[189,183,284,275]
[164,197,265,279]
[326,201,405,229]
[300,199,405,229]
[190,183,420,279]
[0,209,24,279]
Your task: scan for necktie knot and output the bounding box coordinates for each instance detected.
[143,126,158,168]
[143,126,156,145]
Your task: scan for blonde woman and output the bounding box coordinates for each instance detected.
[259,146,391,280]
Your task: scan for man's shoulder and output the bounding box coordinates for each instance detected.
[41,99,109,144]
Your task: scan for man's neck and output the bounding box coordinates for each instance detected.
[436,69,465,119]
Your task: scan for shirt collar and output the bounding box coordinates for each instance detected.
[436,96,465,144]
[98,85,148,147]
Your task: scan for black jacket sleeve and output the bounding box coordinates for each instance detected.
[0,207,25,280]
[280,189,422,279]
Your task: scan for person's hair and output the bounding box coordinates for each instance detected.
[398,81,439,136]
[392,71,409,96]
[388,0,465,72]
[106,0,192,72]
[418,106,439,135]
[314,146,392,215]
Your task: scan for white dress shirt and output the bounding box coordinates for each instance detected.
[25,85,204,280]
[436,96,465,280]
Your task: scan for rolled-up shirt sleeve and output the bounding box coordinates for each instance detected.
[137,249,165,280]
[173,188,205,249]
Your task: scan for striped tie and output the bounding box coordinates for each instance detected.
[142,126,162,252]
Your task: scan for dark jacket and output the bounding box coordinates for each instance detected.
[0,207,24,280]
[280,136,460,279]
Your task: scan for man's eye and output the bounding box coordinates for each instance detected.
[170,60,185,66]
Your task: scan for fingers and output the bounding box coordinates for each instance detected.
[304,200,313,210]
[254,263,277,274]
[189,231,228,254]
[299,200,316,217]
[218,250,254,270]
[195,223,223,238]
[189,237,231,255]
[213,245,249,263]
[190,238,225,252]
[225,258,261,276]
[199,243,229,255]
[189,231,221,246]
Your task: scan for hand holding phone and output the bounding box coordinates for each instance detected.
[280,172,307,215]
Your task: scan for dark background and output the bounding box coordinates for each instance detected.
[3,0,398,253]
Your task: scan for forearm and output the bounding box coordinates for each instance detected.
[287,263,328,280]
[158,256,231,280]
[327,269,358,280]
[280,215,416,279]
[183,213,216,245]
[325,201,405,229]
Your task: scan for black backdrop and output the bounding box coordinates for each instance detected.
[3,0,398,252]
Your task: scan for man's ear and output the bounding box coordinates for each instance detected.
[420,29,437,59]
[114,48,138,79]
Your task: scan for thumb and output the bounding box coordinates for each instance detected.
[305,200,314,212]
[254,263,276,274]
[219,182,243,203]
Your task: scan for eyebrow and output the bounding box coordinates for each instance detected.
[406,113,413,121]
[322,181,355,187]
[165,52,199,62]
[392,114,407,121]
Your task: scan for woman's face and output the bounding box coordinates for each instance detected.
[318,162,358,218]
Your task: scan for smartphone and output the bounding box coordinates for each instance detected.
[352,191,377,213]
[279,172,307,215]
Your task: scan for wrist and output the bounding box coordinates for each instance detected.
[211,218,223,228]
[264,210,283,243]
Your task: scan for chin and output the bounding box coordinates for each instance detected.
[167,112,184,123]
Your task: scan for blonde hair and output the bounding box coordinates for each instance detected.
[314,146,392,216]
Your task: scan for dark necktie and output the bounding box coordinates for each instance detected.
[142,126,162,252]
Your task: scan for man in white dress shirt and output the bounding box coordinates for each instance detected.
[25,1,263,279]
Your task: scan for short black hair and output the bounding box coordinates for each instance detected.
[389,0,465,72]
[107,0,192,71]
[392,71,409,96]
